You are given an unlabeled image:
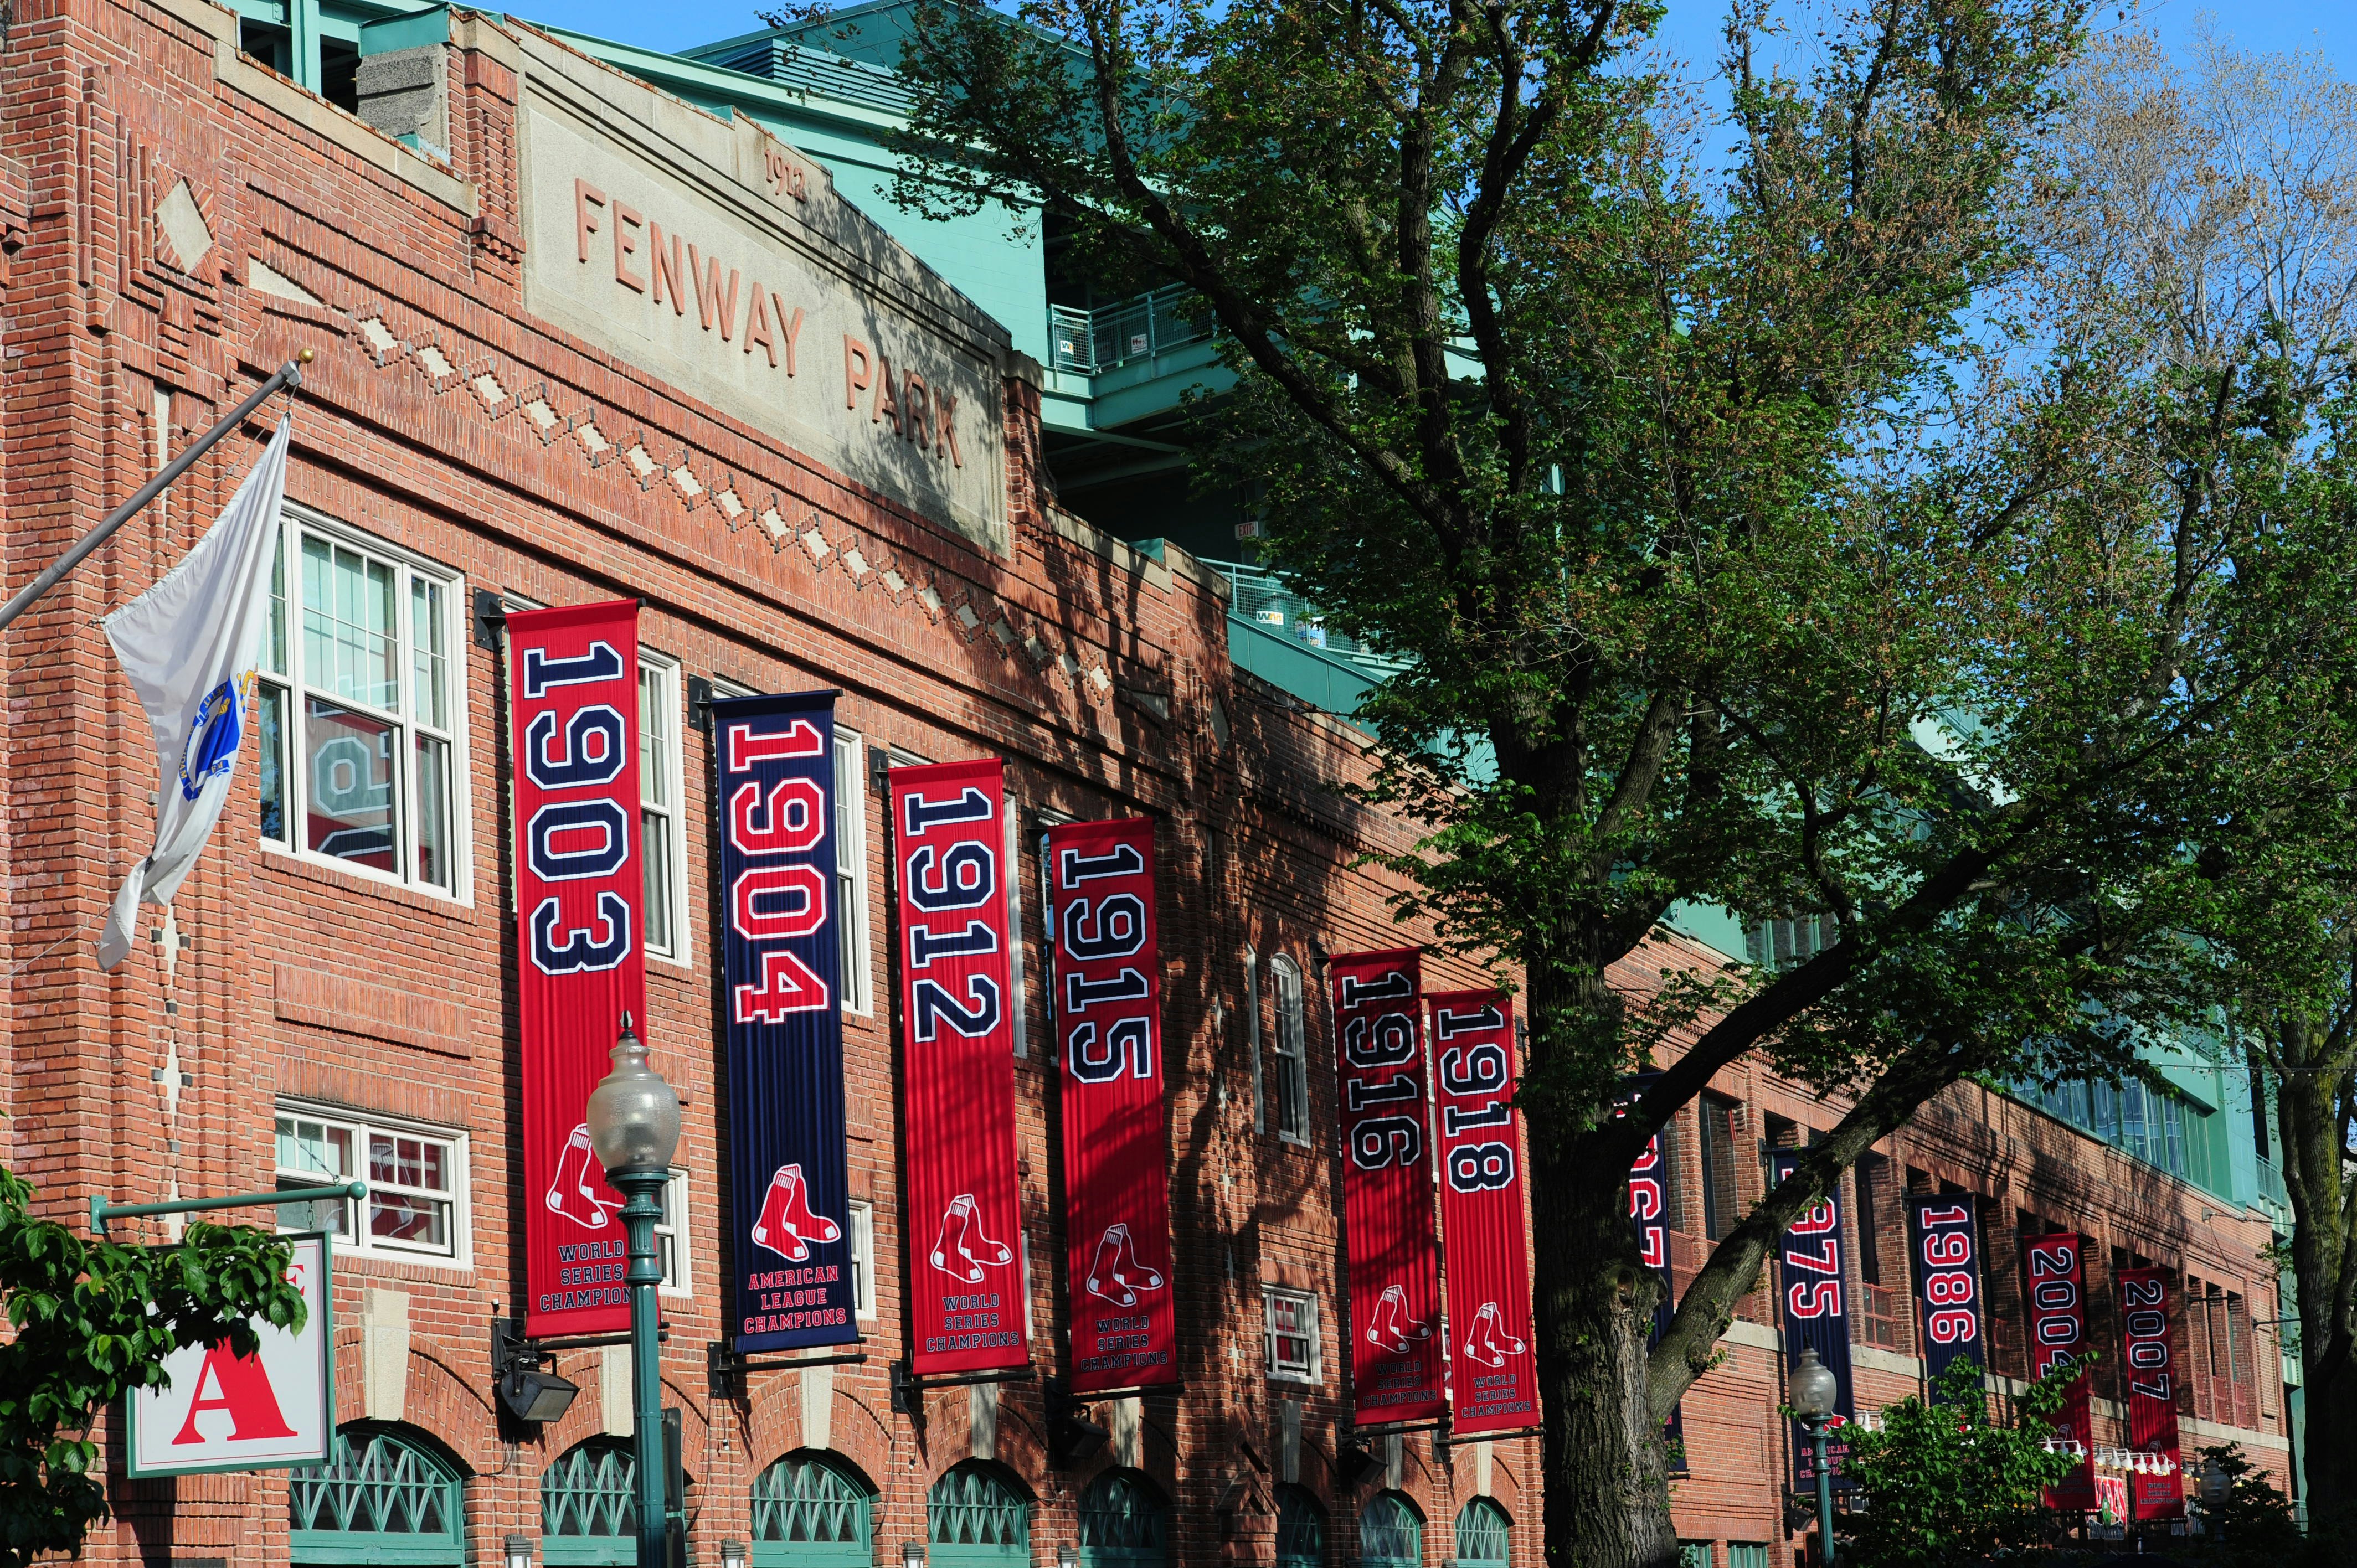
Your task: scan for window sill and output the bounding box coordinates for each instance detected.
[324,1250,475,1283]
[260,839,476,917]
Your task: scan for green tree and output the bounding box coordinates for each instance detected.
[2049,29,2357,1554]
[879,2,2357,1562]
[1831,1360,2077,1567]
[2185,1443,2305,1564]
[0,1168,307,1567]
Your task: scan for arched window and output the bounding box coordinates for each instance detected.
[1275,1484,1327,1568]
[751,1451,874,1566]
[290,1423,466,1565]
[542,1437,637,1565]
[1357,1492,1422,1568]
[1076,1470,1170,1566]
[928,1462,1031,1564]
[1269,955,1310,1140]
[1455,1498,1511,1564]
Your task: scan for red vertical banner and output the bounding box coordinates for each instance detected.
[1429,990,1536,1436]
[2117,1267,2185,1519]
[891,759,1029,1376]
[1043,819,1177,1394]
[511,601,647,1339]
[1331,947,1445,1426]
[2023,1232,2096,1511]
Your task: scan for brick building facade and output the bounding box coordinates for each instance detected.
[0,3,2297,1567]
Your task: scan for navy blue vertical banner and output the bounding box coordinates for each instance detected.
[1617,1075,1683,1458]
[1906,1192,1985,1393]
[1771,1149,1856,1492]
[714,691,857,1353]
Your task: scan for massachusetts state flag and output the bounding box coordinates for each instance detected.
[97,419,291,971]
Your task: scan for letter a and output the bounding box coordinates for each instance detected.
[171,1343,299,1445]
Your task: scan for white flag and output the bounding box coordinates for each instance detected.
[98,419,292,972]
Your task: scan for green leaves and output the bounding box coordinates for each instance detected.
[1833,1358,2081,1567]
[889,3,2357,1556]
[0,1170,306,1567]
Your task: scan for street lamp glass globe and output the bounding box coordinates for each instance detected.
[584,1013,682,1178]
[1788,1347,1839,1419]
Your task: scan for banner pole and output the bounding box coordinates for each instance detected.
[0,352,309,635]
[90,1177,364,1236]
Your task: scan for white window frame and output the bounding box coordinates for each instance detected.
[258,505,471,902]
[638,651,691,966]
[846,1198,877,1319]
[1270,954,1311,1144]
[1246,945,1265,1134]
[273,1098,472,1269]
[655,1167,692,1297]
[1264,1286,1322,1384]
[833,730,873,1015]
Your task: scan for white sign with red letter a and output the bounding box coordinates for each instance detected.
[128,1233,333,1474]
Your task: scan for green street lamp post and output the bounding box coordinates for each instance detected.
[1788,1347,1841,1566]
[584,1014,682,1568]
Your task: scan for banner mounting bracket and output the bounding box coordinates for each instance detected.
[706,1342,867,1397]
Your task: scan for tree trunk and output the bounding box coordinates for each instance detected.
[2300,1340,2357,1548]
[1531,1139,1680,1568]
[2276,1012,2357,1551]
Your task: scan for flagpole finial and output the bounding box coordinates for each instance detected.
[297,348,315,364]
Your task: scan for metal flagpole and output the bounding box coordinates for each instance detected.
[0,351,311,635]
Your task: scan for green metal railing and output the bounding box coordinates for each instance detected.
[1201,556,1414,678]
[1051,286,1215,374]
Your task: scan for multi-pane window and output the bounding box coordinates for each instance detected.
[655,1168,690,1296]
[1245,947,1265,1134]
[1854,1154,1885,1286]
[639,655,688,962]
[1698,1094,1742,1241]
[1269,955,1310,1143]
[847,1198,877,1319]
[274,1102,468,1264]
[1746,915,1834,971]
[1265,1287,1320,1383]
[258,512,464,895]
[833,730,872,1013]
[2029,1075,2215,1187]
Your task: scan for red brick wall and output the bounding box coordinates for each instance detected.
[0,5,2293,1566]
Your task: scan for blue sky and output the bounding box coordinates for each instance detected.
[540,0,2350,76]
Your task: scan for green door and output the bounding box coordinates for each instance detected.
[1076,1471,1171,1567]
[752,1452,874,1567]
[928,1462,1031,1567]
[1357,1492,1423,1568]
[290,1425,466,1567]
[1275,1486,1328,1568]
[542,1439,637,1567]
[1454,1498,1510,1565]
